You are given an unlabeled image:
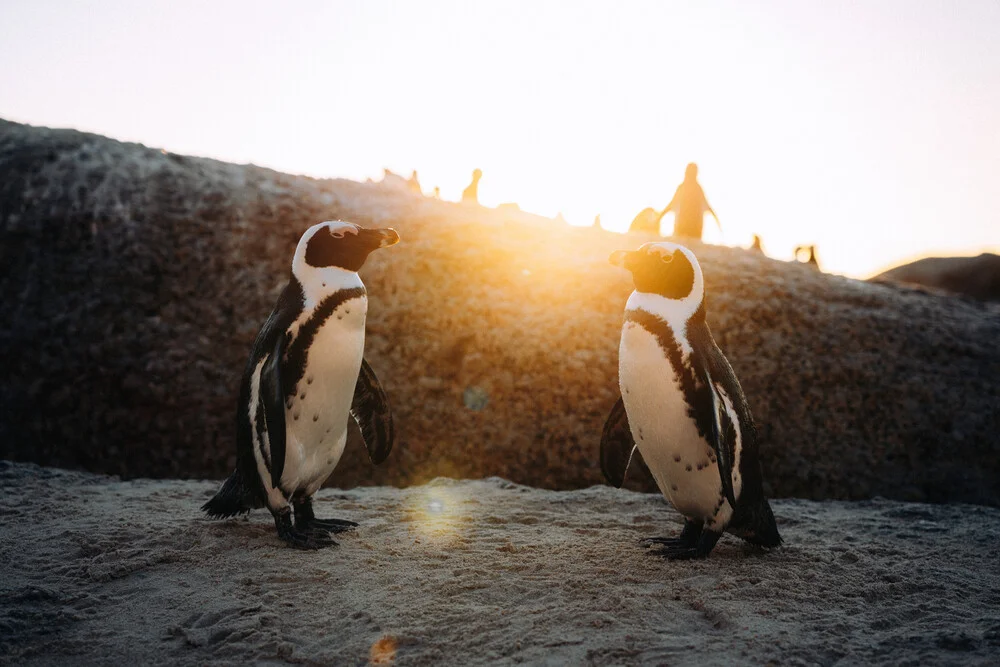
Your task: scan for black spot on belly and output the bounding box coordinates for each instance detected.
[685,464,692,472]
[313,414,319,422]
[282,286,365,402]
[300,392,306,400]
[307,376,314,385]
[671,484,678,491]
[696,463,704,471]
[673,455,681,463]
[293,412,300,421]
[345,309,351,314]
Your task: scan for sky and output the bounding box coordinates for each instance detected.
[1,0,997,277]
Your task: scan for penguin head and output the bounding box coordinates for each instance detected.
[609,242,703,302]
[294,220,400,275]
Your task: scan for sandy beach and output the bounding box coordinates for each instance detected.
[3,462,999,665]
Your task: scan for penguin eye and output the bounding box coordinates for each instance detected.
[660,253,674,264]
[330,230,345,239]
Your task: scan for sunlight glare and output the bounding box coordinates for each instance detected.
[404,486,470,544]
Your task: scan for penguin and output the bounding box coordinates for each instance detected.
[203,220,399,549]
[601,241,781,559]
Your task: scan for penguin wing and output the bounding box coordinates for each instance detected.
[260,332,288,489]
[351,358,395,464]
[600,396,638,488]
[704,368,738,509]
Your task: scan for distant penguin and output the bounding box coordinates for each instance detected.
[794,244,820,270]
[602,242,781,559]
[203,221,400,549]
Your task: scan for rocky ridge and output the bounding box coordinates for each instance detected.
[1,119,998,505]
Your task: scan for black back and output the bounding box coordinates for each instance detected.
[235,277,306,502]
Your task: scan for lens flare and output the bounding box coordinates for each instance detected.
[369,634,397,664]
[403,485,472,543]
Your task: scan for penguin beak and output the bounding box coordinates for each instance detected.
[373,228,400,248]
[609,250,634,269]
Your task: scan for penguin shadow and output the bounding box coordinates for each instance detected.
[200,510,278,545]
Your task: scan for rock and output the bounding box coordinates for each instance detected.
[1,119,999,505]
[871,253,1000,302]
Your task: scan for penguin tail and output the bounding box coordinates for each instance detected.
[202,469,261,519]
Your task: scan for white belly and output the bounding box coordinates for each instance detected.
[280,298,366,496]
[619,322,733,528]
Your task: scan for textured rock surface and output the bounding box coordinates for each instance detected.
[2,119,999,504]
[2,463,1000,666]
[872,253,1000,302]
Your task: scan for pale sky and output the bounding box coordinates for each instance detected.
[1,0,997,277]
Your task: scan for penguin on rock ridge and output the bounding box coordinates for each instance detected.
[203,220,399,549]
[602,242,782,559]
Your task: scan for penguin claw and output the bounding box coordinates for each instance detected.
[655,547,705,561]
[302,518,359,534]
[280,528,338,550]
[646,528,722,560]
[641,536,690,547]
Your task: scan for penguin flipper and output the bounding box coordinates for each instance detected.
[600,396,638,488]
[704,370,738,509]
[351,358,395,465]
[261,332,287,490]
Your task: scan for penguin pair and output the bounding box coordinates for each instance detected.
[205,222,780,558]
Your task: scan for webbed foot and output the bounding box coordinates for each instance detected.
[641,519,702,549]
[293,497,358,536]
[274,508,338,549]
[643,520,722,559]
[299,517,358,534]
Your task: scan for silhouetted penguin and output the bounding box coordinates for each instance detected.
[602,242,781,559]
[203,221,399,549]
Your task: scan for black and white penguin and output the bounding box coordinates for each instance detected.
[601,241,781,559]
[203,220,399,549]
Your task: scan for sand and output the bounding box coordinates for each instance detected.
[2,462,999,666]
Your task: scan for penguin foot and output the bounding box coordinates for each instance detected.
[641,536,693,548]
[292,497,358,536]
[281,528,338,550]
[641,520,703,549]
[651,545,706,560]
[297,517,359,534]
[274,508,338,549]
[649,528,722,560]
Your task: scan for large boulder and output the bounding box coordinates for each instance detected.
[872,253,1000,302]
[2,119,998,505]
